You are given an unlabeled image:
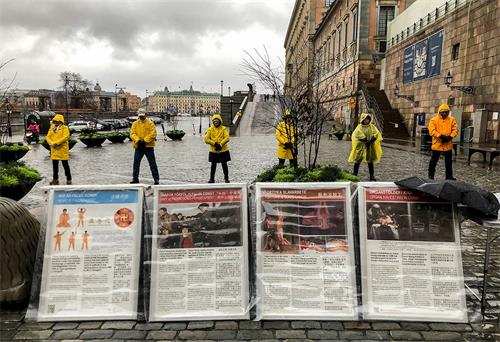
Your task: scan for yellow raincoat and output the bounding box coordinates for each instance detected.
[204,114,229,153]
[428,103,458,152]
[130,117,157,148]
[276,120,296,160]
[348,113,383,163]
[46,114,70,161]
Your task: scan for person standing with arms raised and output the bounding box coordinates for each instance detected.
[130,108,160,184]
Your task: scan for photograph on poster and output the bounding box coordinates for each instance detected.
[366,202,455,242]
[261,197,348,255]
[157,196,242,249]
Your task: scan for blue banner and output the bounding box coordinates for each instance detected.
[403,46,414,84]
[413,38,428,81]
[427,31,443,77]
[54,190,138,205]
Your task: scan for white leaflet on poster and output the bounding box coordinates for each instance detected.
[358,182,467,322]
[37,186,143,321]
[149,183,250,321]
[255,182,358,320]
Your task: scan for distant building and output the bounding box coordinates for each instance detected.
[147,86,220,115]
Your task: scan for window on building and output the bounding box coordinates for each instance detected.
[338,26,342,52]
[352,8,358,42]
[452,43,460,60]
[378,6,395,37]
[379,40,387,53]
[344,17,349,48]
[332,32,336,58]
[325,0,334,6]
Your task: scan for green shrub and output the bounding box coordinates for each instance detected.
[166,129,185,134]
[339,171,359,182]
[80,127,97,135]
[0,143,29,152]
[106,131,130,138]
[273,167,296,182]
[256,164,358,183]
[256,165,280,182]
[79,133,107,139]
[0,162,42,186]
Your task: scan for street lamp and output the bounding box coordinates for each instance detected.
[2,98,13,138]
[220,80,224,98]
[444,71,474,94]
[229,96,234,125]
[199,104,203,134]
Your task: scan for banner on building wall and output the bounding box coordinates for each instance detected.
[36,187,144,321]
[403,30,444,84]
[255,183,358,320]
[358,183,467,322]
[149,184,250,321]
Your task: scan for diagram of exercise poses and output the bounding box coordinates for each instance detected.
[37,188,143,321]
[256,183,357,321]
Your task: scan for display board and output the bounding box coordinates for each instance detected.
[358,182,467,322]
[36,186,144,321]
[149,184,250,321]
[403,30,444,84]
[256,183,358,320]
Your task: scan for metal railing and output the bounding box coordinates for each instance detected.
[388,0,469,48]
[359,82,384,133]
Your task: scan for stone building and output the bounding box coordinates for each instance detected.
[307,0,414,137]
[382,0,499,143]
[147,86,220,115]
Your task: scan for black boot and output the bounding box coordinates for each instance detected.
[222,162,229,183]
[353,163,360,176]
[368,163,376,181]
[209,162,216,183]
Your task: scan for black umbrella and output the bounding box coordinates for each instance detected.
[395,176,500,216]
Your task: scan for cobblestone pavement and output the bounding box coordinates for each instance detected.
[2,117,500,341]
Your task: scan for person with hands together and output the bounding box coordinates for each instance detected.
[130,108,160,185]
[428,103,458,180]
[204,114,231,183]
[46,114,72,185]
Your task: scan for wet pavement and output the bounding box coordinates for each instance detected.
[2,113,500,341]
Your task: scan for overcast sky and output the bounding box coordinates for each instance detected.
[0,0,294,97]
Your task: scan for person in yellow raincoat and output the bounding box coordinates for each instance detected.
[276,110,297,166]
[46,114,72,185]
[428,103,458,180]
[204,114,230,183]
[348,113,383,181]
[130,108,160,184]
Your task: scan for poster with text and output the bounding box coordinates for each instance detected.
[358,183,467,322]
[37,187,143,321]
[149,184,249,321]
[256,183,357,320]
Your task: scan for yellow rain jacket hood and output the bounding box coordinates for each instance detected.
[130,116,157,148]
[205,114,229,153]
[348,113,383,164]
[276,113,296,160]
[46,114,70,160]
[428,103,458,151]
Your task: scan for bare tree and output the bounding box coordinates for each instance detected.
[59,71,97,112]
[242,46,338,170]
[0,59,17,102]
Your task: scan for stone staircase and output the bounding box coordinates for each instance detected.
[368,87,409,140]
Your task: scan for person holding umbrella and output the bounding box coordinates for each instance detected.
[428,103,458,180]
[348,113,383,181]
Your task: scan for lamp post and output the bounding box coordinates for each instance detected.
[229,97,234,125]
[394,85,417,106]
[199,104,203,134]
[220,80,224,97]
[3,98,13,138]
[444,71,474,94]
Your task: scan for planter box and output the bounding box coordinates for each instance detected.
[334,133,345,141]
[107,135,128,143]
[0,148,29,163]
[0,180,36,201]
[79,137,106,147]
[166,131,186,141]
[41,140,78,151]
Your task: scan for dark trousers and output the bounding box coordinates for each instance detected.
[428,150,453,179]
[132,147,159,182]
[278,158,297,167]
[210,162,229,181]
[53,160,71,180]
[353,162,374,178]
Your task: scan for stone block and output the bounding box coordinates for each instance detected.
[237,329,274,340]
[178,330,209,340]
[13,330,52,340]
[239,321,261,330]
[78,321,103,329]
[400,322,431,331]
[101,321,136,330]
[291,321,321,329]
[163,322,187,330]
[275,329,306,339]
[146,330,178,340]
[18,322,54,330]
[207,330,237,340]
[134,322,164,330]
[51,329,82,340]
[52,322,79,330]
[263,320,290,329]
[80,329,114,339]
[429,323,472,332]
[187,321,214,330]
[390,330,423,340]
[214,321,238,330]
[338,330,365,339]
[343,322,370,330]
[421,331,462,340]
[371,322,400,330]
[321,321,344,330]
[307,329,339,339]
[365,330,390,340]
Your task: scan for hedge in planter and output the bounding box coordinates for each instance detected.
[0,162,42,201]
[0,143,30,163]
[165,130,186,141]
[256,165,359,183]
[41,138,78,151]
[79,133,107,147]
[106,131,130,143]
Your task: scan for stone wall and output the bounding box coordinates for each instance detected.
[383,0,499,142]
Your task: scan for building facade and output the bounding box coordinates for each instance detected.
[383,0,499,143]
[147,86,220,115]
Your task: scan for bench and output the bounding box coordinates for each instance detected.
[467,146,500,170]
